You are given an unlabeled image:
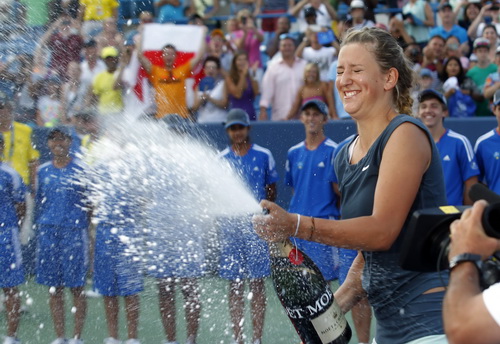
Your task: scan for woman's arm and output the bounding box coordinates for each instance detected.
[286,86,304,120]
[423,2,435,27]
[322,82,337,120]
[334,252,367,313]
[254,122,432,250]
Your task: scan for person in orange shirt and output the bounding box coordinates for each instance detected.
[137,29,206,119]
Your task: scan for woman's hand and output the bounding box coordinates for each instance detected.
[252,200,296,242]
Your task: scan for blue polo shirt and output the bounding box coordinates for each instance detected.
[219,144,279,202]
[0,162,26,233]
[429,25,469,44]
[286,138,340,218]
[475,129,500,194]
[436,129,479,206]
[35,159,89,228]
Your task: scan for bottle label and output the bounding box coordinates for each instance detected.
[310,301,347,343]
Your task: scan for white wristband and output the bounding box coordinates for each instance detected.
[294,214,301,237]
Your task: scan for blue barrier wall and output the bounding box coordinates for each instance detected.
[33,117,498,209]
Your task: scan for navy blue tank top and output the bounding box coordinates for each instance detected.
[335,115,448,342]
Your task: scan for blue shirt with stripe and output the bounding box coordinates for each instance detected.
[286,138,340,218]
[35,159,90,228]
[475,129,500,194]
[0,162,26,237]
[219,143,279,202]
[436,129,479,206]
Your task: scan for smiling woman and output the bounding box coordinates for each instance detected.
[253,27,450,344]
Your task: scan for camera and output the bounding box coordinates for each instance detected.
[399,184,500,288]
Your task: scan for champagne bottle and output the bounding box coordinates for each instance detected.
[270,240,352,344]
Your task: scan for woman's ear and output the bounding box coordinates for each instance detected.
[384,67,399,92]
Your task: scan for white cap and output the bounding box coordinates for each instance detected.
[350,0,365,9]
[443,76,459,93]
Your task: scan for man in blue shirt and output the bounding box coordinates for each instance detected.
[35,127,90,344]
[0,133,26,344]
[429,3,469,48]
[418,89,479,205]
[219,109,279,344]
[475,89,500,194]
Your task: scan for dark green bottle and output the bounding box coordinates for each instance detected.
[270,240,352,344]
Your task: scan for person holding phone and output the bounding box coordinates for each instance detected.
[296,27,338,81]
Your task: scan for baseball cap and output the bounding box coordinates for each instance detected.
[47,126,72,141]
[350,0,366,9]
[418,89,447,109]
[224,109,250,129]
[304,6,317,17]
[473,37,490,49]
[438,2,452,11]
[101,46,119,59]
[210,28,225,38]
[301,99,328,117]
[493,89,500,106]
[420,68,434,78]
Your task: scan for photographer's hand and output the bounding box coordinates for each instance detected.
[449,200,500,260]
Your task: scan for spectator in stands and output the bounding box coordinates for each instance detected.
[467,37,497,116]
[36,75,65,127]
[219,108,278,344]
[474,89,500,194]
[389,14,415,49]
[193,56,228,123]
[440,56,484,107]
[430,2,469,53]
[0,132,25,344]
[265,16,292,59]
[411,68,437,115]
[154,0,184,24]
[445,35,470,70]
[255,0,294,34]
[259,34,307,121]
[417,89,479,205]
[62,61,85,119]
[226,51,259,121]
[458,1,481,31]
[78,0,119,39]
[422,35,446,74]
[405,42,423,72]
[20,0,51,29]
[137,27,207,119]
[49,0,80,22]
[289,0,337,33]
[342,0,378,22]
[36,14,83,80]
[469,1,500,40]
[230,0,257,15]
[95,17,123,54]
[35,126,90,344]
[71,110,97,151]
[287,63,335,119]
[190,0,220,19]
[483,46,500,106]
[296,27,337,81]
[206,28,234,72]
[349,0,375,29]
[91,46,124,116]
[232,9,264,84]
[80,39,106,105]
[481,24,499,62]
[402,0,435,46]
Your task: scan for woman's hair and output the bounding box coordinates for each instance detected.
[439,56,465,84]
[482,23,498,36]
[304,63,320,84]
[229,51,248,84]
[340,27,415,116]
[463,2,481,22]
[203,55,221,70]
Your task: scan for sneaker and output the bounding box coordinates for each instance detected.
[3,337,21,344]
[124,340,140,344]
[67,339,84,344]
[50,339,66,344]
[103,339,121,344]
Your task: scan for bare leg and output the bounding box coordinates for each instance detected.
[70,287,87,339]
[124,294,140,340]
[158,279,176,342]
[3,287,21,338]
[249,279,266,343]
[180,278,201,342]
[352,298,372,343]
[49,287,66,339]
[103,296,119,340]
[229,280,245,344]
